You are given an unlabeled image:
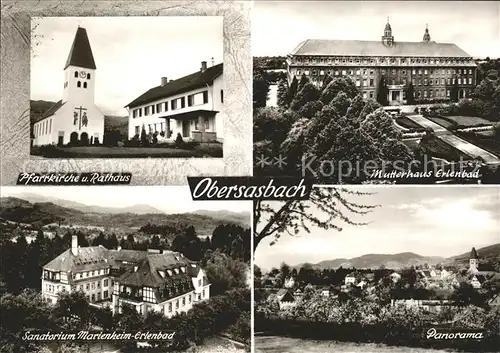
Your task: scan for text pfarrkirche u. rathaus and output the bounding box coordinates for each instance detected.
[287,19,477,105]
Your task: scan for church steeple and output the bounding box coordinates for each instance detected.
[64,27,96,70]
[382,17,394,46]
[423,23,431,43]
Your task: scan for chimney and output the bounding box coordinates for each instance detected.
[71,235,78,256]
[201,61,207,72]
[161,77,168,86]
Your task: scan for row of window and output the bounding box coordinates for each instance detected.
[34,119,52,138]
[295,56,473,66]
[411,77,473,86]
[77,279,109,292]
[45,284,65,293]
[296,67,474,78]
[165,289,207,313]
[132,90,223,119]
[75,268,109,280]
[87,290,108,303]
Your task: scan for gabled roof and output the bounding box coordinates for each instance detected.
[290,39,473,58]
[64,27,96,70]
[32,100,65,123]
[126,63,223,108]
[43,246,108,272]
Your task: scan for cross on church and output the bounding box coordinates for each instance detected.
[74,106,87,130]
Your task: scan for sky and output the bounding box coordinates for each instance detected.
[252,1,500,58]
[1,186,251,214]
[255,186,500,270]
[31,16,223,116]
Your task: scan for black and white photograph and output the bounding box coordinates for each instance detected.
[253,1,500,184]
[30,16,224,158]
[253,186,500,352]
[0,186,251,353]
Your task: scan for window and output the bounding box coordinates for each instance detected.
[171,100,177,110]
[91,282,95,290]
[87,73,91,79]
[77,81,81,88]
[86,283,90,290]
[83,82,87,88]
[180,97,185,108]
[182,297,185,306]
[356,69,360,75]
[104,290,108,298]
[369,79,374,86]
[363,79,367,87]
[468,77,472,84]
[198,279,202,286]
[204,117,210,131]
[91,294,95,302]
[188,94,194,106]
[356,80,360,87]
[220,90,224,103]
[133,110,138,118]
[138,108,142,117]
[74,71,78,78]
[145,106,150,116]
[424,79,427,85]
[97,281,101,289]
[424,91,428,98]
[188,294,191,303]
[176,300,179,309]
[424,70,428,75]
[458,78,462,84]
[369,91,374,99]
[168,303,172,312]
[412,69,416,75]
[468,69,472,75]
[151,105,156,114]
[164,102,168,112]
[363,92,367,99]
[342,70,346,75]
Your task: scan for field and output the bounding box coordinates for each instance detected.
[31,144,223,158]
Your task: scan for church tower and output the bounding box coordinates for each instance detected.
[469,247,479,273]
[62,27,97,105]
[382,17,394,46]
[422,24,431,43]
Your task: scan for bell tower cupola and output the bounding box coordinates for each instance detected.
[382,17,394,46]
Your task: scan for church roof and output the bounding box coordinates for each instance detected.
[31,100,65,123]
[290,39,473,58]
[64,27,96,70]
[470,247,479,259]
[125,63,223,108]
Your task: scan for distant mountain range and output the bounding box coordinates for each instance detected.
[9,193,164,214]
[30,100,128,136]
[0,197,250,233]
[291,244,500,271]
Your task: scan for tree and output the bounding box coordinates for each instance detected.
[204,252,247,296]
[285,76,299,107]
[253,69,270,109]
[140,126,149,147]
[406,82,415,104]
[451,282,485,307]
[297,73,309,91]
[276,77,288,107]
[290,82,321,112]
[376,75,389,106]
[253,188,376,251]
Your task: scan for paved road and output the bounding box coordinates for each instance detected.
[406,114,500,164]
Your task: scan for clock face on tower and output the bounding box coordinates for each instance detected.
[80,71,87,78]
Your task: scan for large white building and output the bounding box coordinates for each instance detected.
[32,27,105,146]
[41,236,211,317]
[126,61,224,143]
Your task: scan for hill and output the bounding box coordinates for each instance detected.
[190,210,250,227]
[444,243,500,268]
[12,193,163,214]
[0,197,249,234]
[292,244,500,271]
[295,252,444,270]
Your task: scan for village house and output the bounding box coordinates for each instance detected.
[275,289,296,310]
[390,272,402,283]
[42,236,211,317]
[284,276,295,289]
[126,61,224,143]
[344,273,357,285]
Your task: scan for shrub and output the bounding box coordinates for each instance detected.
[175,133,184,148]
[140,128,149,147]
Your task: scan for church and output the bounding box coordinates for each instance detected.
[287,19,477,105]
[32,27,104,146]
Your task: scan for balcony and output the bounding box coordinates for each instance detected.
[119,291,143,303]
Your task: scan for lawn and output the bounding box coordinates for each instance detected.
[31,144,223,158]
[427,116,457,129]
[395,117,427,131]
[447,115,496,126]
